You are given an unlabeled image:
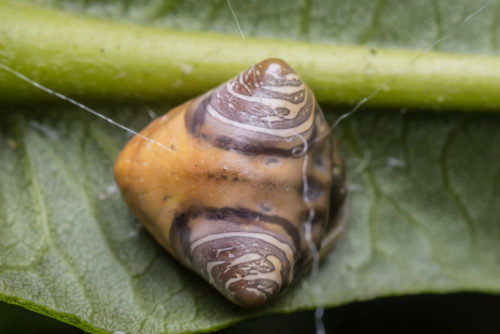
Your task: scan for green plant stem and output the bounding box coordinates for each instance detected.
[1,0,500,110]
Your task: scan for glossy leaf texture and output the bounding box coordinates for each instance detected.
[1,0,500,333]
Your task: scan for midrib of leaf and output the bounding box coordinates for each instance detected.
[1,1,500,110]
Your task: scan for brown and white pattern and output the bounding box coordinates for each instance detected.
[185,59,326,155]
[114,58,347,307]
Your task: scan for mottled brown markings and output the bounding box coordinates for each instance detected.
[210,90,313,130]
[204,207,301,252]
[206,114,319,157]
[275,107,290,116]
[185,60,317,157]
[170,207,302,257]
[212,134,301,157]
[230,84,306,103]
[229,278,279,301]
[190,236,290,306]
[235,59,302,92]
[187,100,298,156]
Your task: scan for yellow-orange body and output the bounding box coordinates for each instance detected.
[114,59,347,306]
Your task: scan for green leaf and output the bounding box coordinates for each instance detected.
[1,1,500,334]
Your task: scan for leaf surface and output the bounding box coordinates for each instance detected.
[1,1,500,333]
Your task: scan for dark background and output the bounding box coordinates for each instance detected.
[1,293,499,333]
